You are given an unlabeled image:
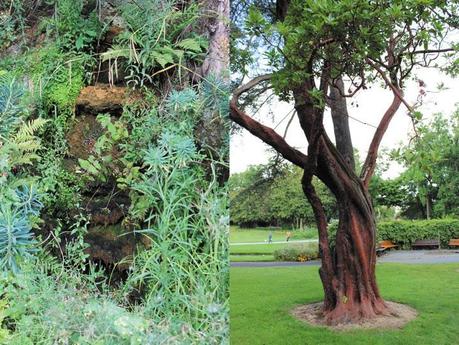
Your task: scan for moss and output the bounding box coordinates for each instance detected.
[88,224,126,240]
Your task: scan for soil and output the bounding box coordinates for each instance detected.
[291,301,417,331]
[76,84,131,115]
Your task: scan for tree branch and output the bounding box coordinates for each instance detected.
[230,75,308,168]
[407,47,456,55]
[366,58,414,112]
[360,58,410,187]
[360,94,402,187]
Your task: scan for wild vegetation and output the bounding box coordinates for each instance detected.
[0,1,229,344]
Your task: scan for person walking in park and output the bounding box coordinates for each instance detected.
[286,231,292,242]
[268,231,273,243]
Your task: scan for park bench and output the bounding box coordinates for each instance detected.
[448,239,459,248]
[412,239,440,249]
[376,240,398,256]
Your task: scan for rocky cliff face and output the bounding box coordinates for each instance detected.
[65,83,141,268]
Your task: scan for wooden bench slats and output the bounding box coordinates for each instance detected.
[449,239,459,247]
[412,239,440,248]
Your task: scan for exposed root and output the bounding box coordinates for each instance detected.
[291,301,417,331]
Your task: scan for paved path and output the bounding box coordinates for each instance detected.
[230,239,318,246]
[231,250,459,267]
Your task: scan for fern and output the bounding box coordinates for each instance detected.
[105,0,206,87]
[3,118,48,168]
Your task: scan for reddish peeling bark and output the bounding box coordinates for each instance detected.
[292,79,392,323]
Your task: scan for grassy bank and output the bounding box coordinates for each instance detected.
[230,226,317,243]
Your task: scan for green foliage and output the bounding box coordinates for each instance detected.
[1,1,229,343]
[0,260,206,345]
[41,0,103,52]
[27,46,88,113]
[0,298,10,342]
[102,0,207,87]
[273,244,318,262]
[377,219,459,249]
[0,72,25,138]
[329,218,459,249]
[392,111,459,218]
[0,72,45,273]
[0,188,43,273]
[0,1,25,51]
[230,162,336,227]
[234,0,458,104]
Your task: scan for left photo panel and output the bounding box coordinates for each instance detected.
[0,0,229,344]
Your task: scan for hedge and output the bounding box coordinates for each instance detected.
[273,244,319,262]
[329,218,459,249]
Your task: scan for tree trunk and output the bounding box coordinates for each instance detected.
[329,78,355,171]
[294,84,390,324]
[327,191,388,323]
[426,194,432,219]
[302,166,390,324]
[195,0,229,184]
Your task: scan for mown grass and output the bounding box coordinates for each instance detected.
[230,255,275,262]
[230,226,317,243]
[230,242,318,255]
[230,263,459,345]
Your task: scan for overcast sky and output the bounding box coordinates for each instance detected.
[230,66,459,178]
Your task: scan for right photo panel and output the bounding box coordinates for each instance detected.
[229,1,459,344]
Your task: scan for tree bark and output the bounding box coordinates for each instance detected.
[195,0,230,183]
[329,78,355,171]
[294,85,391,324]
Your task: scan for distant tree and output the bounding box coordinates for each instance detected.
[230,162,337,227]
[393,111,459,218]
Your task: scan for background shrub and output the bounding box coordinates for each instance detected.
[328,218,459,249]
[273,244,319,262]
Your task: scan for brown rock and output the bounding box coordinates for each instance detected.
[84,225,141,268]
[76,84,129,115]
[67,114,104,159]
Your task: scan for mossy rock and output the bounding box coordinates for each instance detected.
[84,224,142,269]
[67,114,104,159]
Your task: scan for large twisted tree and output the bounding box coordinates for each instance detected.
[230,0,458,324]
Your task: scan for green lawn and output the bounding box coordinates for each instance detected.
[230,255,275,262]
[230,242,318,255]
[230,264,459,345]
[230,226,317,243]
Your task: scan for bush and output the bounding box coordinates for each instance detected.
[328,218,459,249]
[377,218,459,249]
[273,244,319,262]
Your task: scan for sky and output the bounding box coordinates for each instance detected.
[230,66,459,178]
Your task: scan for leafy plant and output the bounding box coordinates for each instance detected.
[0,73,45,273]
[41,0,103,52]
[0,188,42,273]
[273,244,319,262]
[0,1,25,51]
[0,72,25,139]
[101,0,207,87]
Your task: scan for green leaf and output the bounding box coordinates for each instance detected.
[78,158,99,175]
[151,51,175,68]
[176,38,203,53]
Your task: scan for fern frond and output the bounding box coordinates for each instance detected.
[13,119,48,143]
